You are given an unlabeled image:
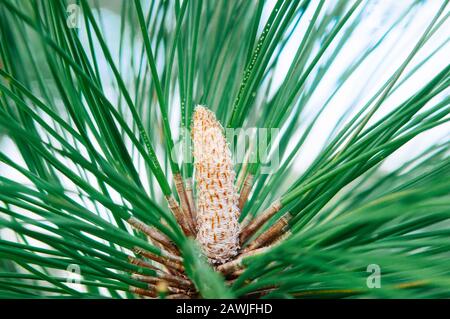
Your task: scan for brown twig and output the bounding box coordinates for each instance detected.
[240,199,283,244]
[157,273,193,289]
[242,213,291,253]
[132,274,189,291]
[166,194,194,236]
[151,284,193,296]
[133,246,184,273]
[174,173,195,230]
[238,173,254,211]
[239,214,252,230]
[129,260,193,290]
[185,178,197,231]
[224,269,244,281]
[236,141,254,189]
[130,287,156,298]
[271,229,291,246]
[131,273,163,285]
[127,217,178,254]
[217,247,269,275]
[129,256,158,271]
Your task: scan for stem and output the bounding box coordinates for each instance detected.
[243,213,291,252]
[174,173,195,232]
[166,195,194,236]
[240,199,283,244]
[133,247,184,273]
[185,178,197,231]
[238,173,254,211]
[217,247,269,275]
[127,217,178,253]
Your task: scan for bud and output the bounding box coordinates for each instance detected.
[191,105,240,264]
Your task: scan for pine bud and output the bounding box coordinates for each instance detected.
[191,105,240,264]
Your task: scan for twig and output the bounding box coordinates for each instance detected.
[240,199,283,244]
[238,173,254,211]
[243,213,291,253]
[185,178,197,230]
[236,141,254,189]
[129,261,193,290]
[132,274,189,292]
[174,173,195,231]
[150,283,193,296]
[131,273,163,285]
[128,256,158,271]
[166,194,194,236]
[127,217,178,254]
[130,287,156,298]
[217,247,269,275]
[239,214,252,229]
[133,246,184,273]
[225,269,244,283]
[157,273,193,289]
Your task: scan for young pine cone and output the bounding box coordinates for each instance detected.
[191,105,240,264]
